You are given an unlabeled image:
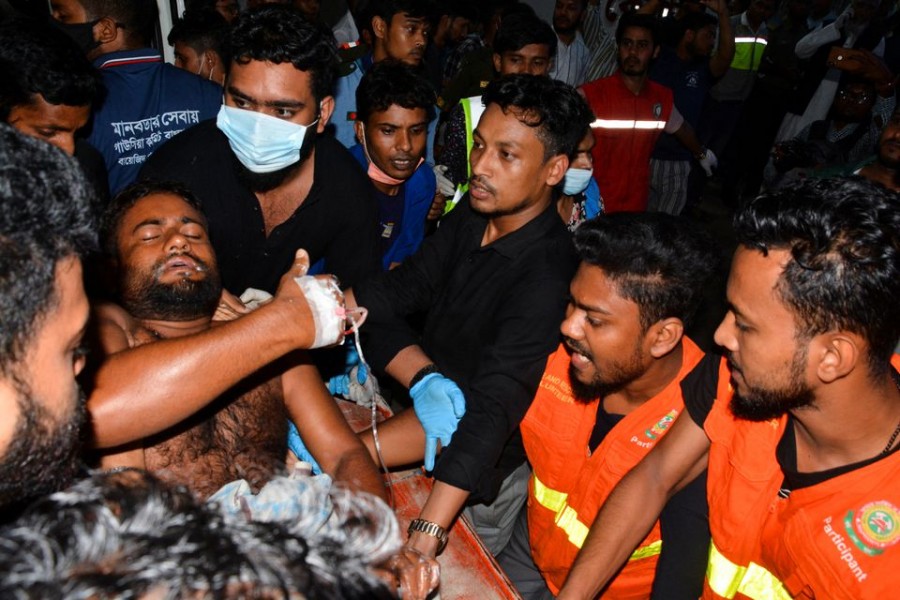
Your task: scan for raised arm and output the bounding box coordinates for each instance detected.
[707,0,736,78]
[557,413,711,599]
[88,256,318,448]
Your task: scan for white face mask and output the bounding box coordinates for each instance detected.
[562,167,594,196]
[216,104,318,173]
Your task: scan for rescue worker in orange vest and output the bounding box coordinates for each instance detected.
[498,212,720,599]
[556,177,900,600]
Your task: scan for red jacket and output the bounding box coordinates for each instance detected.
[581,73,674,213]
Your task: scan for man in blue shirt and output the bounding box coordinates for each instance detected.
[351,61,436,270]
[51,0,221,194]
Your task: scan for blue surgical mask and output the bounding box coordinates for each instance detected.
[216,104,318,173]
[562,167,593,196]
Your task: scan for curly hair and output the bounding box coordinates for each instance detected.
[481,74,594,161]
[0,19,102,121]
[0,469,399,599]
[574,212,720,331]
[0,125,96,376]
[356,60,436,124]
[230,5,339,105]
[735,177,900,374]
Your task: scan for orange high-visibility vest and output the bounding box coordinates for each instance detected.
[522,338,704,597]
[702,355,900,600]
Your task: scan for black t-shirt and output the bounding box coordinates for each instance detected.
[355,199,577,503]
[140,120,381,294]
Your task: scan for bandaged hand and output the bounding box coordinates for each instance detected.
[410,373,466,471]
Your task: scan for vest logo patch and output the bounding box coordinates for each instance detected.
[652,102,662,119]
[844,501,900,555]
[644,409,679,440]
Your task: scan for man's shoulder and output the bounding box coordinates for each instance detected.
[311,137,373,216]
[315,135,368,190]
[142,120,226,173]
[93,302,143,352]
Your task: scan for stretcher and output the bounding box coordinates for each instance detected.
[338,398,521,599]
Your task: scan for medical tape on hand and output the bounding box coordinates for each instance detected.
[294,275,345,348]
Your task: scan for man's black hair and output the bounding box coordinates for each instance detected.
[735,177,900,375]
[678,10,717,39]
[0,125,96,375]
[0,19,103,121]
[481,74,593,160]
[356,60,436,124]
[0,469,398,598]
[370,0,436,24]
[493,11,558,58]
[574,213,720,331]
[436,0,479,24]
[100,180,206,258]
[79,0,159,47]
[229,5,338,105]
[167,8,231,67]
[615,12,661,48]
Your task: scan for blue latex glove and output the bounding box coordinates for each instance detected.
[410,373,466,471]
[327,342,368,396]
[287,421,322,475]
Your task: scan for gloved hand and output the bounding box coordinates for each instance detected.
[327,364,369,396]
[327,341,368,396]
[239,287,273,310]
[433,164,456,197]
[410,373,466,472]
[698,148,718,177]
[287,421,322,475]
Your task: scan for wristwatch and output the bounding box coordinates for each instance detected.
[408,518,449,554]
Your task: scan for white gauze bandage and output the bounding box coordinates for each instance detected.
[294,275,345,348]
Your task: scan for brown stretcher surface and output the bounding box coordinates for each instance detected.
[338,398,521,600]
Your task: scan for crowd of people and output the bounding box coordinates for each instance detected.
[0,0,898,598]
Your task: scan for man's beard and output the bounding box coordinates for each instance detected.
[566,337,646,403]
[728,347,815,421]
[120,253,222,321]
[619,59,648,77]
[233,132,316,193]
[0,380,87,514]
[554,19,577,36]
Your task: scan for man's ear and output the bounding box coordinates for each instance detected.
[204,49,218,71]
[652,44,661,60]
[814,332,863,384]
[544,154,570,187]
[646,317,685,359]
[353,119,366,145]
[94,16,119,45]
[492,52,502,73]
[372,15,388,41]
[317,96,335,132]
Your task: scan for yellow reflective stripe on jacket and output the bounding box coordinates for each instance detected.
[446,96,487,215]
[532,475,662,561]
[731,37,767,71]
[706,541,792,599]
